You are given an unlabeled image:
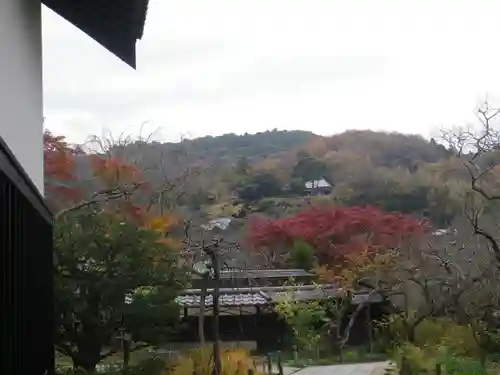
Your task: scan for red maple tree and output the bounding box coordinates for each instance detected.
[43,130,172,227]
[44,130,80,202]
[247,205,429,268]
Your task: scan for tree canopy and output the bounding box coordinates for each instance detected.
[45,130,186,372]
[247,204,428,269]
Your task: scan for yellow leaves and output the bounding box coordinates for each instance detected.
[90,155,142,188]
[253,157,288,183]
[171,346,260,375]
[144,214,178,234]
[315,240,398,294]
[315,265,336,284]
[143,213,182,250]
[255,157,280,171]
[304,136,329,158]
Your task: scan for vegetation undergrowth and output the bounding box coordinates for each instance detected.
[379,316,500,375]
[282,346,389,367]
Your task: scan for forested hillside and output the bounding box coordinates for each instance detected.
[69,128,466,228]
[47,102,500,372]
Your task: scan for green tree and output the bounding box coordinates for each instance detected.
[288,239,316,271]
[287,177,306,196]
[54,208,185,372]
[292,154,328,182]
[275,293,328,355]
[235,156,251,176]
[237,172,282,202]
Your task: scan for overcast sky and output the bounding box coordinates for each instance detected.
[42,0,500,144]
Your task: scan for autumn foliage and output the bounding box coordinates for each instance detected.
[44,131,80,201]
[247,205,429,268]
[43,130,178,234]
[47,130,185,371]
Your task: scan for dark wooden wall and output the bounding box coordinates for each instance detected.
[174,313,288,353]
[0,137,54,375]
[173,302,390,353]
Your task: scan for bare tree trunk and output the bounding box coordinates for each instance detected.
[340,301,367,354]
[366,304,374,353]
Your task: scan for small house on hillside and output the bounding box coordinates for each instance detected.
[304,177,332,196]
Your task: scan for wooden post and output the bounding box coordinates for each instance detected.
[400,356,411,375]
[198,278,208,346]
[210,246,222,375]
[266,354,272,375]
[123,338,130,368]
[366,303,374,353]
[277,351,284,375]
[435,363,442,375]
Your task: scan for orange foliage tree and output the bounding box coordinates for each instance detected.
[44,130,80,202]
[43,130,179,231]
[45,130,185,371]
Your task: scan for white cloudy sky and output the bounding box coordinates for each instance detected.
[42,0,500,144]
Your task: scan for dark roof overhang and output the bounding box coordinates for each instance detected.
[41,0,149,69]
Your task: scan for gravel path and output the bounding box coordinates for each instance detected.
[291,362,389,375]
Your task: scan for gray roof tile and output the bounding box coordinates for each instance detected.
[176,292,269,307]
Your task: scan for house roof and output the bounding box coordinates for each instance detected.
[304,178,332,189]
[176,291,270,307]
[191,268,314,280]
[42,0,149,68]
[176,284,382,308]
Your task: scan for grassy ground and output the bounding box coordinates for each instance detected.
[56,345,389,372]
[56,347,176,370]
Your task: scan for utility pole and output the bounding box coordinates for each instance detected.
[209,241,222,375]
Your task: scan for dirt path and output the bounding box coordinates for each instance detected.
[291,361,389,375]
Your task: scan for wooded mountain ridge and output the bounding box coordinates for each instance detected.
[85,128,464,228]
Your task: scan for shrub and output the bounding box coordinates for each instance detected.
[376,314,480,357]
[393,342,449,375]
[170,346,261,375]
[56,357,167,375]
[441,357,487,375]
[122,357,168,375]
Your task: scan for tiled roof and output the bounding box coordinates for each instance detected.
[268,288,339,302]
[304,178,331,189]
[192,268,313,280]
[176,285,382,308]
[41,0,149,68]
[176,291,269,307]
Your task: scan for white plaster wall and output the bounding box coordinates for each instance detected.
[0,0,44,194]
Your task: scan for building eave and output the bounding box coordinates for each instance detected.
[41,0,149,68]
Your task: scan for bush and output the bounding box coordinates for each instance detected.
[170,346,262,375]
[122,357,167,375]
[376,315,479,357]
[441,357,487,375]
[393,342,448,374]
[56,357,167,375]
[378,315,490,374]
